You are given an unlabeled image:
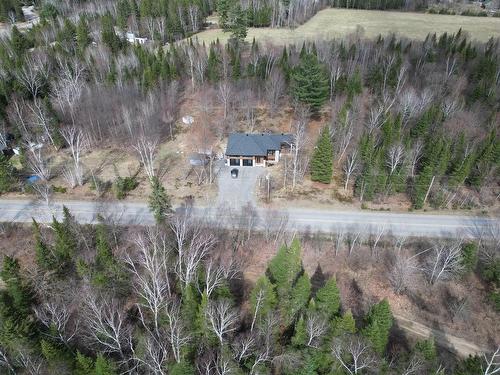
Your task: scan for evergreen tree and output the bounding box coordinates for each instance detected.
[217,0,236,28]
[75,352,94,375]
[310,126,333,184]
[362,299,393,354]
[287,273,311,323]
[10,26,30,56]
[314,278,340,318]
[250,275,277,325]
[0,154,15,194]
[206,44,221,82]
[33,219,53,270]
[148,176,171,224]
[170,360,196,375]
[117,0,131,30]
[291,315,307,347]
[290,53,329,111]
[0,256,34,348]
[414,338,437,361]
[51,209,76,271]
[95,354,117,375]
[268,238,302,298]
[331,309,356,336]
[460,242,478,274]
[101,13,123,53]
[227,4,247,42]
[76,16,91,53]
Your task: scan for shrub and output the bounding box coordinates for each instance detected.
[52,185,67,193]
[113,176,138,199]
[460,242,478,274]
[488,291,500,312]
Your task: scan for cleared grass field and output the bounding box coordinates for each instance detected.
[190,8,500,45]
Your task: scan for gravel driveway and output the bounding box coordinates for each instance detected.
[216,166,265,209]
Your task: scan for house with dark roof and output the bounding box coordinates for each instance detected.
[225,133,293,167]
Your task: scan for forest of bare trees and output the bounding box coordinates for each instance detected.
[0,204,498,374]
[0,2,498,209]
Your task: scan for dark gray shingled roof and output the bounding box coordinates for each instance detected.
[226,133,293,157]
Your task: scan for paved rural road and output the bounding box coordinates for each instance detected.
[0,198,498,238]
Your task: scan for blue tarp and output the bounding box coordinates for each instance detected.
[26,175,41,184]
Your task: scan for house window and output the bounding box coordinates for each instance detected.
[229,158,240,166]
[242,159,253,166]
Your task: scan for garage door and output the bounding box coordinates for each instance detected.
[229,158,240,166]
[242,159,253,166]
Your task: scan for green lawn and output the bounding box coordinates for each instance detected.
[190,8,500,45]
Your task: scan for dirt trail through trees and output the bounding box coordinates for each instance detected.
[394,314,492,357]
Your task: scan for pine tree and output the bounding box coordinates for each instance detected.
[291,315,307,347]
[362,299,393,354]
[250,275,277,325]
[76,16,91,53]
[314,278,340,318]
[101,13,122,53]
[148,176,171,224]
[290,53,329,112]
[287,273,311,323]
[268,238,302,298]
[51,210,76,271]
[0,257,33,317]
[0,256,34,348]
[33,219,53,270]
[10,26,30,56]
[461,242,478,274]
[95,354,117,375]
[331,309,356,336]
[228,4,247,42]
[170,361,196,375]
[310,126,333,184]
[414,338,437,361]
[206,44,221,82]
[0,154,15,194]
[75,352,94,375]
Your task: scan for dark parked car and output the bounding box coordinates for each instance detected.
[231,168,238,178]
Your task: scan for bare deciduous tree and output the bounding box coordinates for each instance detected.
[482,346,500,375]
[171,208,217,288]
[266,69,285,117]
[203,257,239,299]
[26,142,51,181]
[205,299,239,345]
[15,53,49,99]
[125,229,171,336]
[15,350,44,375]
[0,346,14,374]
[332,336,377,375]
[83,294,133,360]
[400,355,424,375]
[425,242,464,285]
[305,313,328,348]
[218,81,232,121]
[133,136,158,181]
[61,126,90,187]
[34,299,79,347]
[343,151,358,191]
[387,144,404,176]
[164,300,191,363]
[388,252,419,294]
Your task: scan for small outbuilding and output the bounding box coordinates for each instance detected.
[225,133,293,167]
